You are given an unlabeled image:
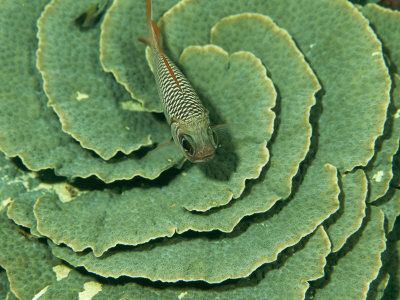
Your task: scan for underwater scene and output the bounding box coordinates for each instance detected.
[0,0,399,299]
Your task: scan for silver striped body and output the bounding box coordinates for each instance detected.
[142,0,216,163]
[151,48,207,124]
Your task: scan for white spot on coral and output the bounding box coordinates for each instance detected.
[167,158,173,162]
[0,198,11,211]
[181,171,187,176]
[79,282,102,300]
[372,171,384,183]
[52,264,72,281]
[372,51,381,57]
[178,291,188,299]
[309,43,316,48]
[125,126,130,131]
[34,182,80,203]
[76,91,90,101]
[395,109,400,119]
[32,286,49,300]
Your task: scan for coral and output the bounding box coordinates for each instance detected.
[0,0,398,299]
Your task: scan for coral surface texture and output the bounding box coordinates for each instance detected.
[0,0,399,299]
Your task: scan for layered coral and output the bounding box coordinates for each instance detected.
[0,0,398,299]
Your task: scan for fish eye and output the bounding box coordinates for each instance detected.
[180,135,195,157]
[208,127,218,149]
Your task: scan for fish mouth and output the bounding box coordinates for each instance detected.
[192,153,215,164]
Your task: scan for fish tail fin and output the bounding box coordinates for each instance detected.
[139,0,182,91]
[138,0,163,49]
[146,0,152,26]
[138,36,151,45]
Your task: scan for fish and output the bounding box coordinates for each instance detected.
[139,0,218,163]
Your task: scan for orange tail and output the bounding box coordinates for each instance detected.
[138,0,182,91]
[138,0,162,49]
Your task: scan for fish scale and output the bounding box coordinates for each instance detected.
[139,0,218,163]
[155,52,206,122]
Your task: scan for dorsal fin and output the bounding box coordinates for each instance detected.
[161,53,183,91]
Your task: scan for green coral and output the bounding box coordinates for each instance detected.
[0,0,399,299]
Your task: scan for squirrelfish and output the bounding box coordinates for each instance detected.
[139,0,218,163]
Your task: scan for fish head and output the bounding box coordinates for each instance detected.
[170,117,218,163]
